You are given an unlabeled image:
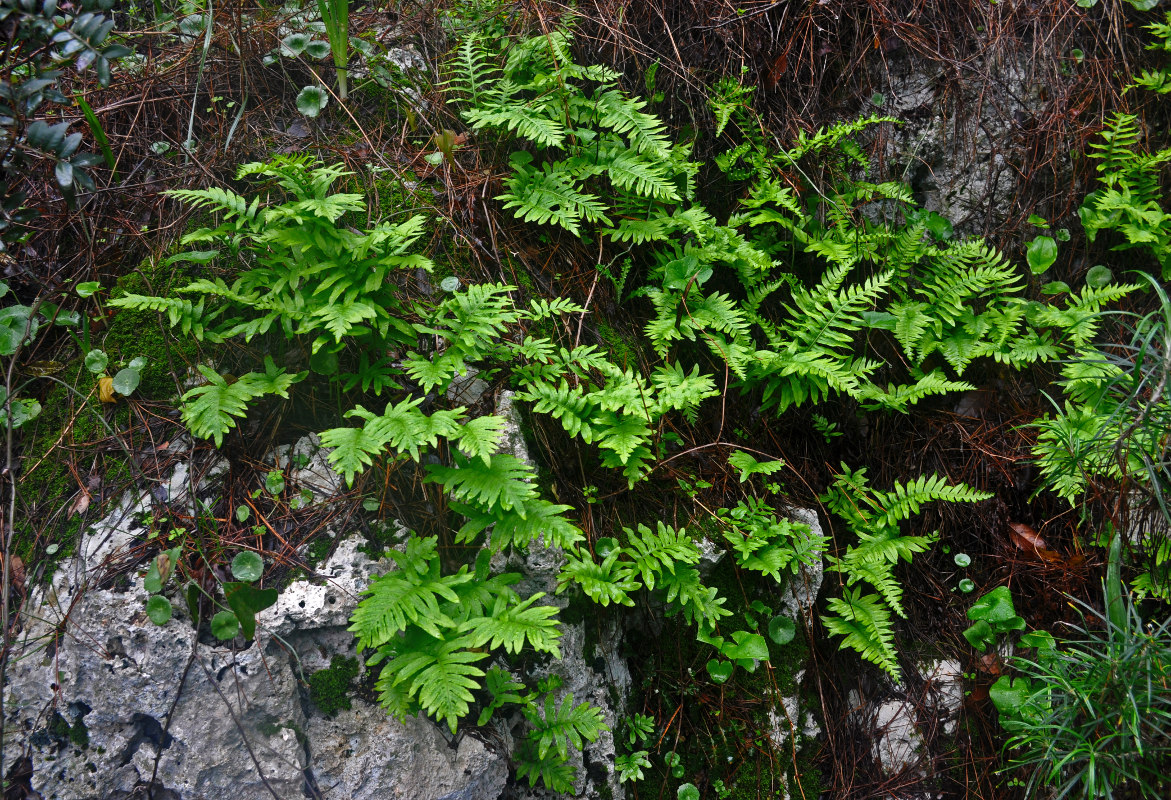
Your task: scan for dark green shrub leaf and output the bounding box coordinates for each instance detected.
[1026,235,1058,274]
[265,470,285,496]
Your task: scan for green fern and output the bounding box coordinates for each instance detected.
[822,589,900,678]
[820,465,989,677]
[180,357,306,447]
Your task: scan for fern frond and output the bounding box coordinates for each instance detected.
[871,473,992,529]
[180,358,305,447]
[498,153,610,235]
[376,631,488,733]
[461,593,562,657]
[593,89,672,158]
[622,522,700,590]
[822,588,900,678]
[556,551,639,607]
[426,454,538,514]
[524,692,607,762]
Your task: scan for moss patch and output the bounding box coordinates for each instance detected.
[308,655,360,716]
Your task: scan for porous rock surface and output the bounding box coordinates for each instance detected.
[2,449,508,800]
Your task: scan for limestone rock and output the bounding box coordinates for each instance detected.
[3,460,507,799]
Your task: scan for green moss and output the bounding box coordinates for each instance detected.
[103,262,204,401]
[46,711,88,750]
[308,655,360,716]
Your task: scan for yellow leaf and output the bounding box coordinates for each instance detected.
[98,376,116,403]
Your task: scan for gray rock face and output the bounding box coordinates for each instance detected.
[3,449,508,800]
[875,51,1053,235]
[493,390,630,800]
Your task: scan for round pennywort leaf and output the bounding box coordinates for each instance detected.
[768,615,796,645]
[146,595,172,626]
[959,578,976,593]
[296,85,329,118]
[304,40,331,59]
[85,349,108,374]
[954,553,972,568]
[1085,265,1113,288]
[440,276,462,292]
[211,610,240,640]
[280,33,309,56]
[231,551,264,582]
[678,785,700,800]
[112,367,141,396]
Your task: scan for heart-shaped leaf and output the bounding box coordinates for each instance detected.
[768,615,796,645]
[146,595,172,626]
[231,551,264,582]
[211,610,240,640]
[296,85,329,118]
[989,675,1039,716]
[962,619,994,652]
[705,659,733,684]
[224,583,278,639]
[76,281,102,297]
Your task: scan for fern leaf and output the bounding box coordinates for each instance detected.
[822,588,900,678]
[461,593,562,657]
[426,454,538,513]
[622,522,700,590]
[498,154,611,235]
[180,358,305,447]
[525,692,607,762]
[377,633,488,733]
[557,551,639,607]
[455,415,507,465]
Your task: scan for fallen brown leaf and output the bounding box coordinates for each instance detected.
[68,490,91,517]
[1008,522,1047,550]
[1009,521,1063,561]
[98,376,115,403]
